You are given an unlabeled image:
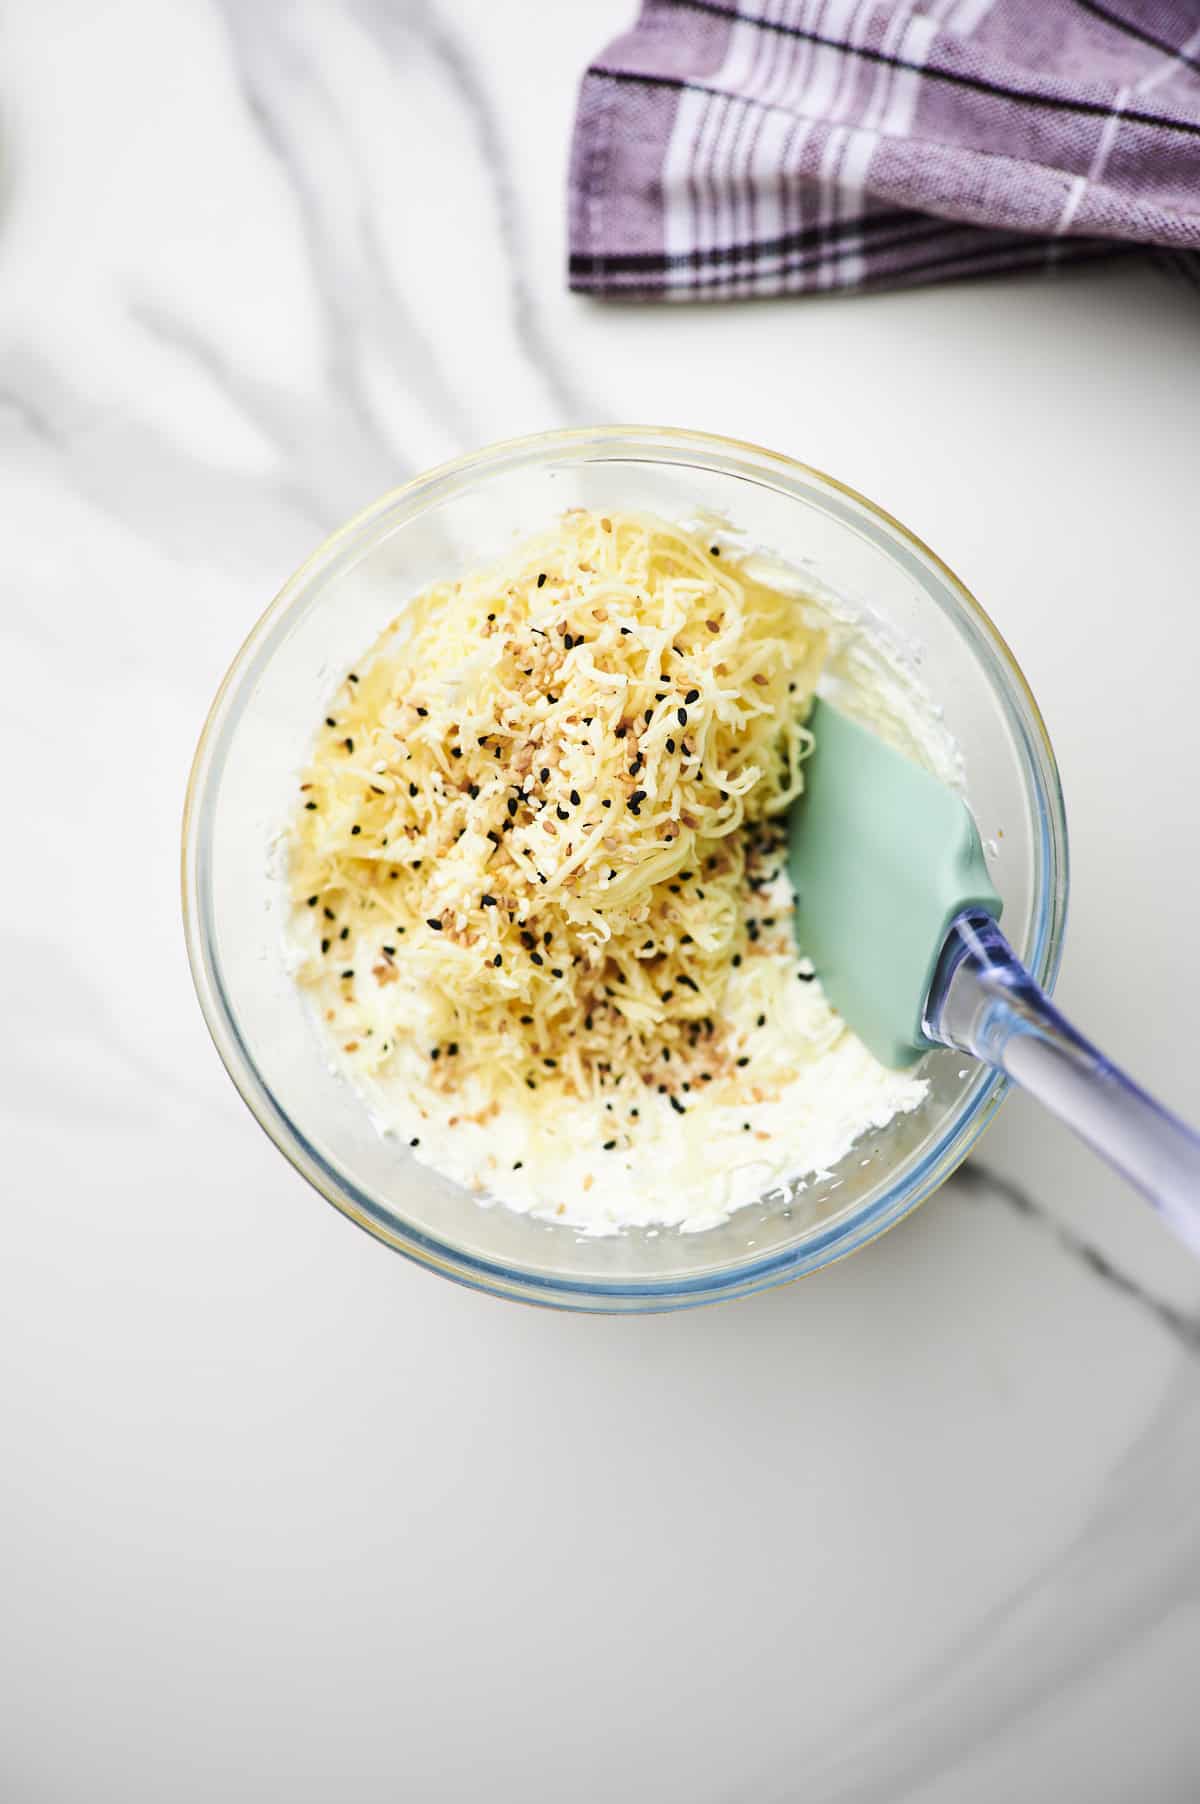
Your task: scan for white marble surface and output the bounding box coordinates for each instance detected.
[3,2,1200,1799]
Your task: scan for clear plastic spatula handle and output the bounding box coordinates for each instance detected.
[925,913,1200,1253]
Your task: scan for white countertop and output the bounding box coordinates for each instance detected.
[3,3,1200,1800]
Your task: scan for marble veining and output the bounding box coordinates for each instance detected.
[955,1164,1200,1355]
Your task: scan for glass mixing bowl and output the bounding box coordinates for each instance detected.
[182,427,1067,1311]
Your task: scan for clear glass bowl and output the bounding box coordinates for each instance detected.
[182,427,1067,1311]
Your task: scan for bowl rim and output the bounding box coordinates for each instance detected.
[182,424,1069,1311]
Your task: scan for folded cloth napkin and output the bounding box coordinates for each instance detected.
[568,0,1200,298]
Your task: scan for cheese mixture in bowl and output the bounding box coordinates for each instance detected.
[284,509,930,1234]
[185,427,1066,1307]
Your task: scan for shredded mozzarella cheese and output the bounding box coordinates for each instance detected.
[287,510,828,1129]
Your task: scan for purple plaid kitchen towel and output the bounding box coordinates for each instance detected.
[568,0,1200,298]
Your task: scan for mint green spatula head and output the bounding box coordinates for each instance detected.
[787,698,1002,1070]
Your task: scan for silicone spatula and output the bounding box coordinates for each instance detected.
[787,697,1200,1251]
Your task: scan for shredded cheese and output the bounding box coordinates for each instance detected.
[286,509,828,1127]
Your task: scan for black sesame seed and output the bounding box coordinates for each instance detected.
[540,767,550,783]
[348,673,359,683]
[602,799,612,809]
[520,1014,533,1024]
[537,573,547,588]
[487,612,495,622]
[531,952,544,966]
[305,801,317,811]
[481,894,497,907]
[410,1137,420,1148]
[732,954,742,967]
[669,1095,686,1115]
[666,738,676,754]
[797,970,815,982]
[340,927,349,942]
[426,918,443,931]
[513,1160,523,1170]
[736,1056,750,1068]
[343,737,354,753]
[447,1042,458,1056]
[644,709,653,725]
[493,954,502,967]
[603,1140,616,1151]
[415,705,427,716]
[451,747,462,759]
[615,725,627,739]
[321,938,330,954]
[570,788,581,807]
[341,969,354,979]
[324,908,335,921]
[556,805,569,821]
[677,707,687,726]
[468,784,480,798]
[351,824,361,836]
[306,895,318,907]
[430,1048,440,1060]
[526,1077,536,1090]
[383,945,396,956]
[409,782,418,797]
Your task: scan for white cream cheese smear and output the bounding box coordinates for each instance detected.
[284,510,940,1235]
